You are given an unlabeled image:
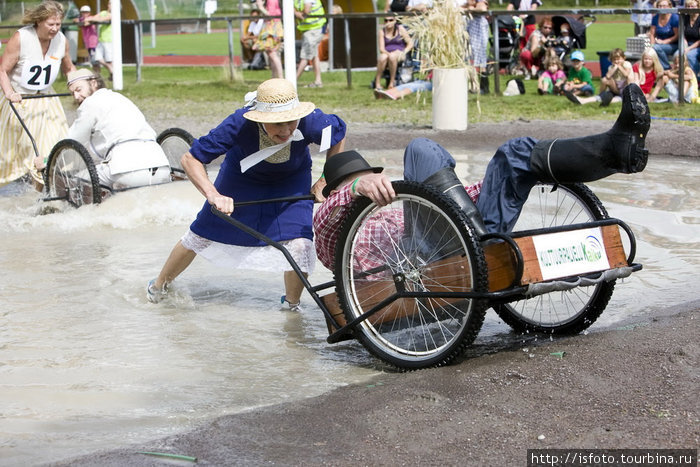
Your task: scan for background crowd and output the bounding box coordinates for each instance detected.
[368,0,699,104]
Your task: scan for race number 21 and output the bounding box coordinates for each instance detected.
[27,64,52,86]
[20,59,60,91]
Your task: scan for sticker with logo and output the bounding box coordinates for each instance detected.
[532,228,610,281]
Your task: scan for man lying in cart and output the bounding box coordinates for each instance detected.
[313,83,650,271]
[46,68,171,189]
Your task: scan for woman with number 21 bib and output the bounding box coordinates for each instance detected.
[0,0,75,189]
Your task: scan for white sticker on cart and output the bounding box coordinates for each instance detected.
[532,227,610,281]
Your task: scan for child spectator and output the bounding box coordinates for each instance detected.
[600,48,635,99]
[664,54,700,103]
[562,50,595,96]
[633,47,668,102]
[564,49,634,106]
[537,57,566,94]
[76,5,97,67]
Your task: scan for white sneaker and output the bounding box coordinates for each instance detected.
[280,295,302,312]
[147,279,168,303]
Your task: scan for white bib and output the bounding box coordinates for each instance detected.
[19,58,61,91]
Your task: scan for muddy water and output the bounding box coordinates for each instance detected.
[0,152,697,465]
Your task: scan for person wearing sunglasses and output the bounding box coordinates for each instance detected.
[518,16,553,79]
[374,17,413,91]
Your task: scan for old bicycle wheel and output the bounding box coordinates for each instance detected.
[493,183,615,335]
[334,181,489,370]
[44,139,101,207]
[156,128,194,180]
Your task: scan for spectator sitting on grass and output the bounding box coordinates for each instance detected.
[633,47,668,102]
[664,53,700,103]
[537,56,566,95]
[374,74,432,100]
[564,48,635,106]
[562,50,595,97]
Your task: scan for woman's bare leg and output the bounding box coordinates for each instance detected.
[387,52,400,88]
[283,270,307,306]
[268,50,283,79]
[154,241,196,290]
[375,53,389,88]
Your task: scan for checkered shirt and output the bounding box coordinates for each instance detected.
[313,180,483,271]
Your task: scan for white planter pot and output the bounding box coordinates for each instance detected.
[432,67,468,131]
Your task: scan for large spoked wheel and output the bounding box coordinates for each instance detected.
[493,183,615,335]
[156,127,194,180]
[44,139,101,207]
[334,181,489,370]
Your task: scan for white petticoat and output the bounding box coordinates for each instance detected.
[181,229,316,274]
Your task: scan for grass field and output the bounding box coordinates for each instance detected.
[104,65,698,128]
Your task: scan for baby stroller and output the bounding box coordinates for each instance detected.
[489,15,522,75]
[548,15,594,67]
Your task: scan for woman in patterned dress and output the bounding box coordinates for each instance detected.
[253,0,285,78]
[0,0,75,189]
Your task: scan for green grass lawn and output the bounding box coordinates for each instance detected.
[143,31,233,56]
[101,66,698,128]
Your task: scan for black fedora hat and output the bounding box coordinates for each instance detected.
[322,150,383,197]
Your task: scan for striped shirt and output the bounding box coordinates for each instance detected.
[313,179,483,271]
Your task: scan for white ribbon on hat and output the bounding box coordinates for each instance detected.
[243,90,300,113]
[239,129,304,173]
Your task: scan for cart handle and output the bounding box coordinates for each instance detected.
[7,94,71,161]
[210,201,334,320]
[8,101,40,161]
[232,194,315,207]
[20,93,71,99]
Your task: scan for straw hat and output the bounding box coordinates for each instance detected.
[322,150,383,197]
[243,79,315,123]
[66,68,96,87]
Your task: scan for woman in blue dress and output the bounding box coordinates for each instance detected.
[148,79,347,310]
[649,0,679,69]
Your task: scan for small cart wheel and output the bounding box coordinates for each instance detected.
[156,128,195,180]
[493,183,615,335]
[44,139,101,207]
[334,181,489,370]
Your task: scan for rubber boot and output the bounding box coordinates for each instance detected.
[424,167,488,238]
[530,83,650,183]
[479,72,490,95]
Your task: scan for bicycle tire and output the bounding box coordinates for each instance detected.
[334,181,489,370]
[44,139,101,207]
[493,183,616,335]
[156,127,195,180]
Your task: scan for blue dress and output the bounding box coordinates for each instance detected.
[189,108,347,246]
